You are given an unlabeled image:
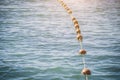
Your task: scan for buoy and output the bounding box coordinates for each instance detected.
[61,3,65,6]
[60,1,64,3]
[66,8,70,11]
[81,68,91,75]
[63,4,67,7]
[73,20,79,25]
[79,49,86,55]
[77,34,83,41]
[72,17,77,21]
[68,10,72,14]
[74,24,79,29]
[76,29,81,34]
[64,7,69,10]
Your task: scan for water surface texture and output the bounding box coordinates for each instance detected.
[0,0,120,80]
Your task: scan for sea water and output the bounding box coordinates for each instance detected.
[0,0,120,80]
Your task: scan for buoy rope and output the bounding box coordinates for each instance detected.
[57,0,91,80]
[80,41,83,49]
[82,56,86,68]
[85,75,88,80]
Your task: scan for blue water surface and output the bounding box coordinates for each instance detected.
[0,0,120,80]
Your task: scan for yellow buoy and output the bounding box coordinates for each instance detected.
[67,10,72,14]
[64,7,69,10]
[63,4,67,8]
[77,34,83,41]
[76,29,81,34]
[73,20,79,25]
[60,1,64,3]
[60,2,64,5]
[74,24,79,29]
[72,17,76,21]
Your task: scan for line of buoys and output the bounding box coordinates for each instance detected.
[57,0,72,14]
[57,0,91,80]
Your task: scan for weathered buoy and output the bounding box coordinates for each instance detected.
[76,29,81,34]
[61,3,65,6]
[66,8,70,11]
[63,4,67,7]
[74,24,79,29]
[77,34,83,41]
[79,49,86,55]
[60,1,64,3]
[81,68,91,75]
[72,17,76,21]
[73,20,79,25]
[64,7,69,10]
[68,10,72,14]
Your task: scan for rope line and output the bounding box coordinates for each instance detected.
[85,75,88,80]
[82,56,86,68]
[57,0,91,80]
[79,41,83,49]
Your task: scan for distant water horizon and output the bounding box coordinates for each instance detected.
[0,0,120,80]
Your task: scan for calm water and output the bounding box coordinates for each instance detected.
[0,0,120,80]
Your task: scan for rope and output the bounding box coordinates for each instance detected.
[82,56,86,68]
[57,0,91,80]
[79,41,83,49]
[85,75,88,80]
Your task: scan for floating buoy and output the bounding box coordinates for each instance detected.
[63,4,67,7]
[67,10,72,14]
[81,68,91,75]
[79,49,86,55]
[77,34,83,41]
[64,6,68,9]
[60,1,64,3]
[72,17,76,21]
[61,3,65,6]
[76,29,81,34]
[66,8,70,11]
[74,24,79,29]
[73,20,79,25]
